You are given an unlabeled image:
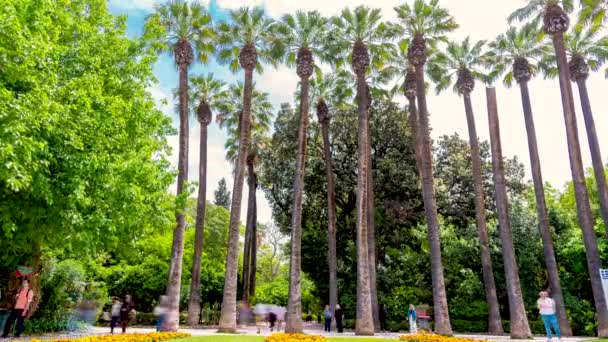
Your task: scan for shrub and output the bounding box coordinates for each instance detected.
[265,333,327,342]
[23,319,87,335]
[450,319,488,333]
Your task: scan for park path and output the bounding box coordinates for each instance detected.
[81,326,590,342]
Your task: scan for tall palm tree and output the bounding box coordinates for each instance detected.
[330,7,394,334]
[565,28,608,238]
[217,83,273,306]
[510,2,608,336]
[428,38,503,335]
[394,0,457,334]
[310,72,352,324]
[186,74,228,326]
[215,7,279,332]
[274,11,327,333]
[487,24,572,336]
[144,0,214,331]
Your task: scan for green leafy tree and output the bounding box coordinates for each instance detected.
[509,1,608,336]
[275,10,328,333]
[214,178,231,209]
[487,24,572,335]
[144,0,214,330]
[185,73,228,325]
[329,6,395,334]
[427,38,503,334]
[394,0,458,334]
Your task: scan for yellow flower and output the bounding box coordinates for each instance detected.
[265,333,328,342]
[399,333,487,342]
[35,332,191,342]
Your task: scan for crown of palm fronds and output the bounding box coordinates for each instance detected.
[540,26,608,79]
[308,72,353,111]
[327,6,397,71]
[394,0,458,41]
[274,10,329,69]
[215,6,282,73]
[578,0,608,31]
[427,37,489,94]
[508,0,574,28]
[486,24,551,87]
[144,0,215,64]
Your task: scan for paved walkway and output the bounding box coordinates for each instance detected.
[82,326,591,342]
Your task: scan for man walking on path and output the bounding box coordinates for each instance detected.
[2,279,34,338]
[538,290,561,342]
[323,305,332,332]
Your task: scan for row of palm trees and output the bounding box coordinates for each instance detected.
[144,0,608,337]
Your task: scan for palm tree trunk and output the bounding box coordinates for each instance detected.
[249,183,257,298]
[367,130,379,332]
[218,67,254,333]
[462,93,503,334]
[407,97,422,175]
[187,122,209,326]
[320,119,338,318]
[242,162,256,305]
[354,72,374,336]
[518,81,572,336]
[486,87,531,339]
[575,78,608,238]
[552,34,608,337]
[165,63,189,332]
[414,65,452,335]
[286,76,310,333]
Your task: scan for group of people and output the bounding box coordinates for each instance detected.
[109,295,136,334]
[322,304,345,333]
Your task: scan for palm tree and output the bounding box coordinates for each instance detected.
[215,7,278,332]
[310,72,351,324]
[565,28,608,238]
[186,74,228,326]
[217,83,273,306]
[144,0,214,331]
[427,38,503,335]
[274,11,327,333]
[487,24,572,336]
[578,0,608,31]
[510,2,608,336]
[330,7,394,334]
[394,0,457,334]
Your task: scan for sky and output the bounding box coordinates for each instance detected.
[108,0,608,226]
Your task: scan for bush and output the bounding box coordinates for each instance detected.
[23,319,87,335]
[387,320,409,332]
[450,319,488,333]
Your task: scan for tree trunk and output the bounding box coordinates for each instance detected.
[552,34,608,337]
[165,62,189,332]
[367,122,379,332]
[462,93,503,334]
[575,78,608,238]
[218,67,254,333]
[414,65,452,335]
[241,162,256,305]
[249,182,257,299]
[320,118,338,320]
[187,122,209,326]
[286,76,310,333]
[407,97,422,176]
[486,87,531,339]
[519,81,572,336]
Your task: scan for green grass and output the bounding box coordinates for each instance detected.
[173,336,398,342]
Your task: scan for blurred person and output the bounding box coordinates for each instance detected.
[379,304,388,332]
[408,304,417,333]
[323,305,332,332]
[110,297,121,334]
[268,311,277,332]
[2,279,34,338]
[335,304,343,333]
[120,295,135,333]
[276,307,285,332]
[538,290,561,342]
[153,295,168,332]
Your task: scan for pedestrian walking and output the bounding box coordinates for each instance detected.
[110,297,122,334]
[408,304,417,333]
[538,290,561,342]
[153,295,167,332]
[119,295,135,333]
[323,305,332,332]
[334,304,344,333]
[2,279,34,338]
[379,304,388,332]
[268,311,277,332]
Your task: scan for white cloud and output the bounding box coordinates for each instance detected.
[217,0,263,10]
[108,0,160,11]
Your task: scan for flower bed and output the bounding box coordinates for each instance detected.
[30,332,191,342]
[400,333,486,342]
[265,333,327,342]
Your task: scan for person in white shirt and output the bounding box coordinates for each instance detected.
[537,290,561,342]
[110,297,122,334]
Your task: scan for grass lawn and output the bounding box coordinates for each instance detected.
[173,337,398,342]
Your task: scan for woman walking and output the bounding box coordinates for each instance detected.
[335,304,343,333]
[120,295,135,333]
[538,291,561,342]
[408,304,417,333]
